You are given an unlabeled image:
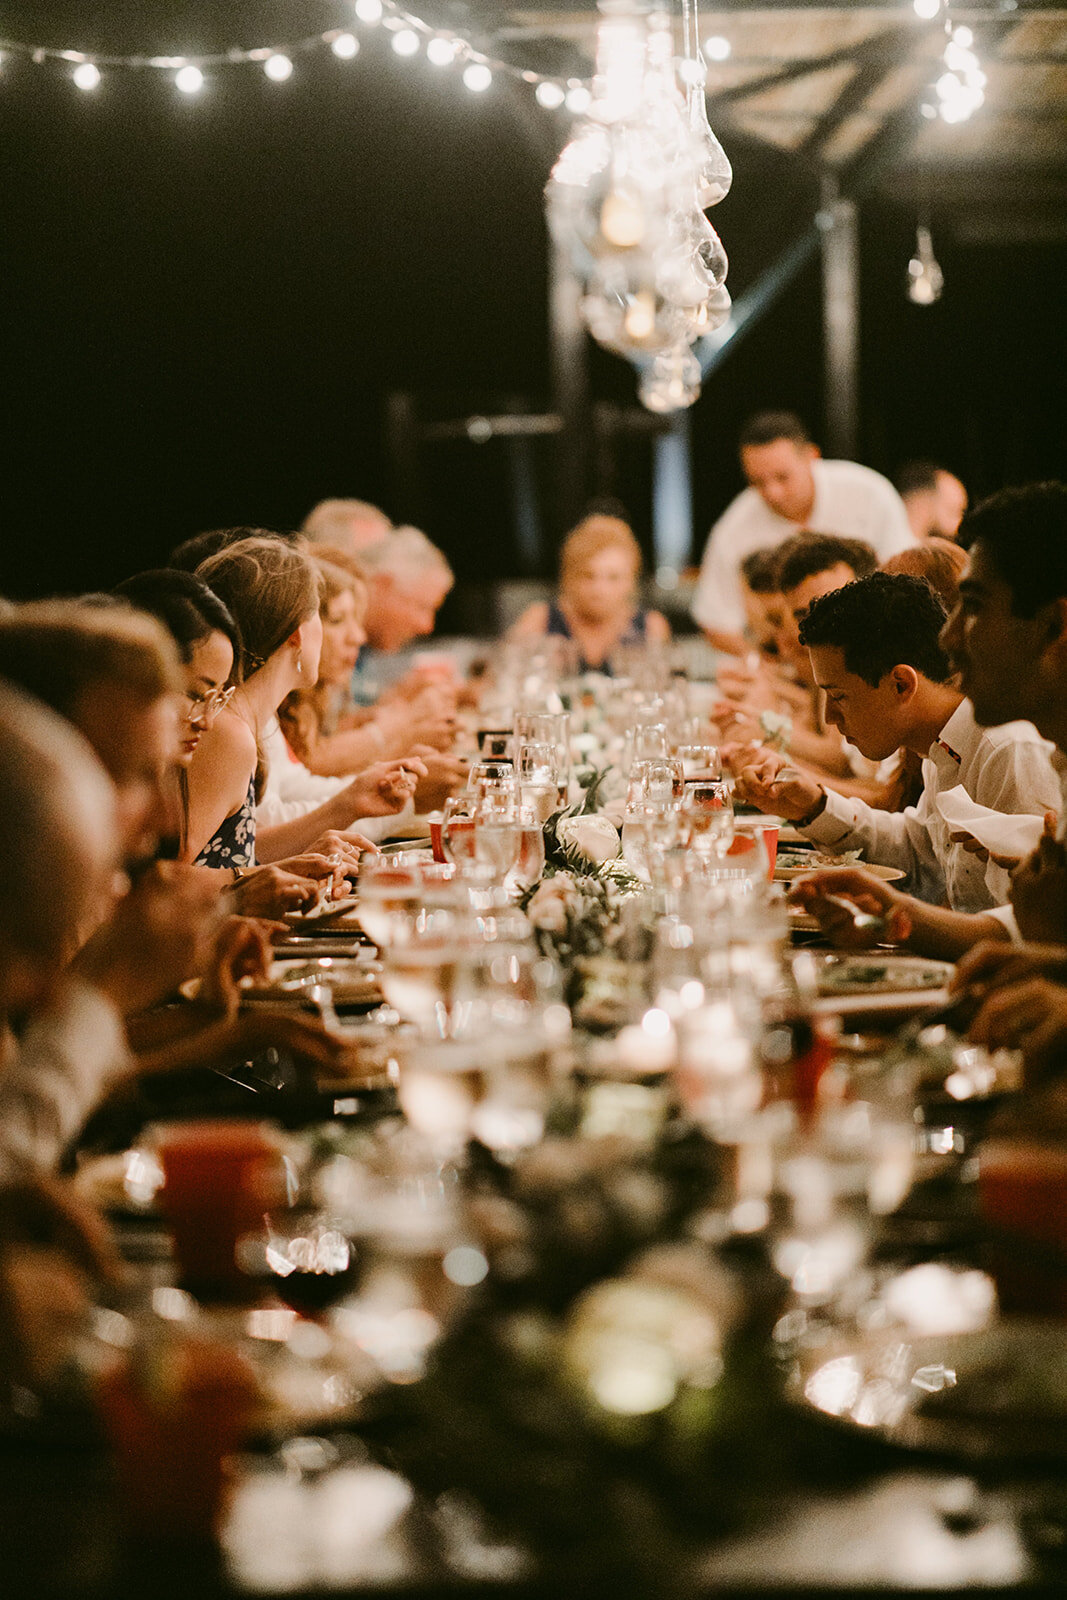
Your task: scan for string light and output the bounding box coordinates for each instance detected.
[536,80,565,109]
[907,222,944,304]
[704,36,731,62]
[913,0,942,18]
[175,64,204,94]
[0,2,578,115]
[463,62,493,93]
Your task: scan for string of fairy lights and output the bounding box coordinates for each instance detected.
[0,0,607,108]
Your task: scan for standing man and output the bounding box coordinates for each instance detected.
[692,410,915,655]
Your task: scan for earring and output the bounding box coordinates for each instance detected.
[296,651,303,677]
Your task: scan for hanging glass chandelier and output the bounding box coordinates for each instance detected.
[545,0,732,413]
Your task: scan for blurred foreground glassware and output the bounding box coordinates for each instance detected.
[680,777,734,860]
[355,858,423,949]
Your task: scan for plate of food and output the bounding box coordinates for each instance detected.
[776,849,906,884]
[284,894,361,926]
[815,954,955,996]
[810,954,954,1017]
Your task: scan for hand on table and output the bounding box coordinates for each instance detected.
[230,865,320,918]
[409,746,468,812]
[197,916,280,1017]
[74,862,221,1016]
[966,975,1067,1082]
[343,757,427,816]
[301,830,375,873]
[788,866,912,948]
[734,750,824,822]
[952,939,1067,999]
[214,1009,370,1079]
[1010,817,1067,944]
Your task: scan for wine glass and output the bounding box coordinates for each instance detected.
[355,858,423,950]
[470,794,521,886]
[510,802,546,891]
[515,712,570,805]
[677,743,723,783]
[680,778,735,861]
[467,760,516,800]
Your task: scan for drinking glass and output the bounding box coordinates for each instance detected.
[676,743,723,782]
[680,778,735,861]
[355,858,423,950]
[471,794,521,885]
[515,712,570,805]
[440,796,478,874]
[467,760,516,799]
[511,802,546,891]
[378,905,483,1037]
[627,757,681,807]
[516,740,560,824]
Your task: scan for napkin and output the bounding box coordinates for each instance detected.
[934,784,1044,861]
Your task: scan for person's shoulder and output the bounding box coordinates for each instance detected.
[509,601,550,637]
[706,488,767,547]
[197,710,257,768]
[820,459,897,496]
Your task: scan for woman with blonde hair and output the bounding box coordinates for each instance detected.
[510,513,670,673]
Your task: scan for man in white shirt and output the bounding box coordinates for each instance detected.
[735,572,1060,915]
[692,411,916,654]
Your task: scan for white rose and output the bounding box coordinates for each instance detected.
[557,813,620,867]
[527,876,578,933]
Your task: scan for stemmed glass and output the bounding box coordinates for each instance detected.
[680,777,735,862]
[354,857,423,950]
[677,743,723,783]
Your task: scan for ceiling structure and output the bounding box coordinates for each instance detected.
[470,2,1067,229]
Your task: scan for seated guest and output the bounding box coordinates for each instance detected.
[278,547,466,806]
[0,681,132,1177]
[738,547,786,660]
[168,525,282,573]
[736,570,1060,914]
[717,533,880,782]
[190,538,423,871]
[347,525,457,708]
[895,460,968,542]
[883,537,968,613]
[302,497,392,552]
[509,513,670,674]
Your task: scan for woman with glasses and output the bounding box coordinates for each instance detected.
[114,569,240,856]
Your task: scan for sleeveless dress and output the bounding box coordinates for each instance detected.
[194,779,256,870]
[545,601,650,675]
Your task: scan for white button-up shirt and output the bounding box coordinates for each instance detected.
[691,458,916,637]
[802,700,1060,912]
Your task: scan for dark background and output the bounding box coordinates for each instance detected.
[1,1,1064,608]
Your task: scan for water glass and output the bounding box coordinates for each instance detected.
[680,778,734,860]
[677,743,722,782]
[516,740,560,824]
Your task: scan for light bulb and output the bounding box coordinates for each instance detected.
[600,192,645,248]
[623,292,657,343]
[264,54,293,81]
[679,58,706,88]
[463,62,492,92]
[354,0,383,21]
[426,37,456,67]
[565,83,592,114]
[175,65,204,94]
[907,225,943,305]
[953,25,974,46]
[913,0,941,17]
[936,71,961,100]
[332,32,359,59]
[704,35,731,62]
[640,346,702,413]
[73,62,101,91]
[391,29,420,57]
[535,80,565,109]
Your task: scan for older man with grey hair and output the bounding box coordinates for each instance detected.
[301,497,393,552]
[349,525,456,706]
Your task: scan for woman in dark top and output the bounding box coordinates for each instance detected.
[509,514,670,674]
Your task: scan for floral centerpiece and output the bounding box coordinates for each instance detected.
[518,771,652,1019]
